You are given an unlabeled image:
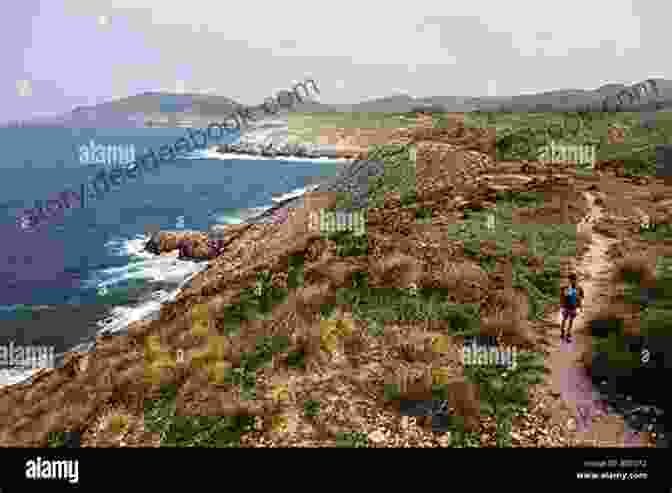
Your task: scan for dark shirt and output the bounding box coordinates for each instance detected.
[561,285,584,307]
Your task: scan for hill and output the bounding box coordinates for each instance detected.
[13,78,672,128]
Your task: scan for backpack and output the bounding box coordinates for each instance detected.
[564,286,582,307]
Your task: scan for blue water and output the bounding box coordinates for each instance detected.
[0,126,343,384]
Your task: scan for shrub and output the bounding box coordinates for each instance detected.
[303,399,321,418]
[144,383,255,447]
[335,431,369,447]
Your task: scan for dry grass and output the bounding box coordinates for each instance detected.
[3,114,668,449]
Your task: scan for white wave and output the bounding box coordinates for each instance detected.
[0,250,208,389]
[271,183,320,203]
[179,149,211,159]
[105,235,155,259]
[0,367,49,389]
[200,148,352,163]
[87,235,205,290]
[211,207,270,225]
[93,263,207,337]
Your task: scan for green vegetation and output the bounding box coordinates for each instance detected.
[463,351,547,447]
[47,430,68,447]
[144,383,255,447]
[366,144,416,210]
[335,430,370,447]
[445,197,572,320]
[639,220,672,240]
[336,272,482,338]
[326,230,368,257]
[287,254,305,289]
[333,191,356,210]
[467,110,672,176]
[449,430,482,447]
[139,110,614,447]
[595,255,672,369]
[144,257,307,446]
[338,142,575,446]
[218,265,304,332]
[143,335,290,446]
[303,399,321,418]
[366,318,386,337]
[225,335,290,399]
[287,112,419,144]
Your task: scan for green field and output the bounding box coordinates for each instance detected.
[288,110,672,177]
[466,111,672,175]
[287,112,420,144]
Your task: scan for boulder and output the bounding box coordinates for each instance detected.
[144,231,212,260]
[144,235,161,255]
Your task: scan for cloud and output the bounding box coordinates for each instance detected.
[14,0,670,109]
[16,80,32,97]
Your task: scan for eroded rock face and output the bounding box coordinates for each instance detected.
[144,229,250,261]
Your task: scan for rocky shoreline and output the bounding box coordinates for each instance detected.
[215,141,357,160]
[3,113,669,450]
[213,116,367,160]
[143,156,387,260]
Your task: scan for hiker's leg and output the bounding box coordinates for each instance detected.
[567,312,575,340]
[560,310,566,338]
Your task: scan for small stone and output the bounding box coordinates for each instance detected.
[369,429,387,444]
[437,432,452,447]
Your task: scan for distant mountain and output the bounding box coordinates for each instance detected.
[14,92,244,128]
[477,79,672,113]
[11,78,672,128]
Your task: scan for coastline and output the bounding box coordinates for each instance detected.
[2,112,667,451]
[0,115,358,389]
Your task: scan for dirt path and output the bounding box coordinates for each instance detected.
[543,191,651,446]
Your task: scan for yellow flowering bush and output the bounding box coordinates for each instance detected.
[269,383,291,403]
[206,360,232,385]
[105,412,130,436]
[431,366,452,386]
[430,334,451,355]
[144,335,176,385]
[320,316,356,354]
[190,303,211,337]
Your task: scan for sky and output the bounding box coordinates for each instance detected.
[2,0,669,122]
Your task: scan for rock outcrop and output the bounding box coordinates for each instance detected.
[144,229,249,261]
[216,141,361,159]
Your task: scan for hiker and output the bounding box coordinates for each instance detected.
[560,273,584,342]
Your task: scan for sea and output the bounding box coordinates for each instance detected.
[0,126,347,387]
